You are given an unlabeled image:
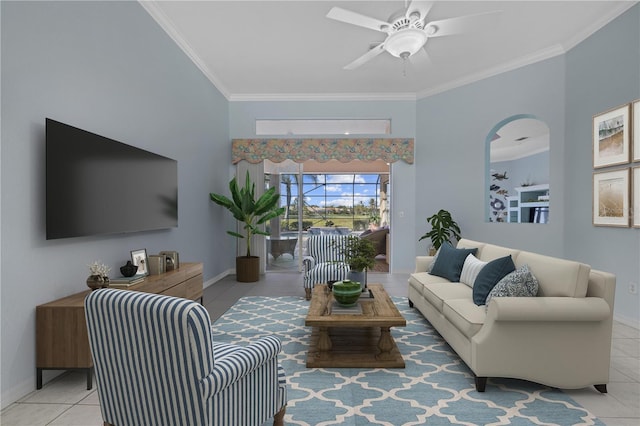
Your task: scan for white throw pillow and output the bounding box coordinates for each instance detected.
[459,254,487,287]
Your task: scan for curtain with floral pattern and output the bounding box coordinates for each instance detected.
[232,138,414,164]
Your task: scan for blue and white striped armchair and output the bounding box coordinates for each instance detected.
[85,289,286,426]
[302,234,351,300]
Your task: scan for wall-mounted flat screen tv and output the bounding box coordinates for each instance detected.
[46,118,178,240]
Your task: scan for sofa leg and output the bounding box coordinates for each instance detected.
[475,376,487,392]
[305,288,312,300]
[408,299,414,308]
[273,406,286,426]
[594,384,607,393]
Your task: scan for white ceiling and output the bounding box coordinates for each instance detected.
[141,1,635,101]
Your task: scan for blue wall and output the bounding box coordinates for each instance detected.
[415,56,567,255]
[1,1,230,405]
[565,6,640,325]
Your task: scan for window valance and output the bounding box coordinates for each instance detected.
[232,138,414,164]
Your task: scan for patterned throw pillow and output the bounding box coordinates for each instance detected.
[485,264,539,308]
[459,254,487,288]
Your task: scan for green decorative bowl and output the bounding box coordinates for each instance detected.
[332,280,362,307]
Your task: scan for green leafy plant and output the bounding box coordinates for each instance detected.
[338,236,376,272]
[210,172,285,257]
[418,209,461,251]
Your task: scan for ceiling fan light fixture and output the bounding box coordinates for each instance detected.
[385,28,428,58]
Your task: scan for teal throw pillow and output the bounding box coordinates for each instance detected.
[429,242,478,282]
[472,255,516,305]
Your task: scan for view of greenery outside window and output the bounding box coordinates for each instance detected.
[279,173,389,233]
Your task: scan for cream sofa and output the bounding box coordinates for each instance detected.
[408,238,616,392]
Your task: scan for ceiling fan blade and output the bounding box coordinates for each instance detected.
[424,11,501,37]
[406,1,435,23]
[344,44,386,70]
[327,7,390,33]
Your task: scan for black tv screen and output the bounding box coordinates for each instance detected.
[46,118,178,240]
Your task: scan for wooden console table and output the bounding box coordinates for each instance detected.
[35,262,203,390]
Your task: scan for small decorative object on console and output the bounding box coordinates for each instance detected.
[119,260,137,277]
[159,251,179,270]
[148,255,166,275]
[332,280,362,307]
[87,261,110,291]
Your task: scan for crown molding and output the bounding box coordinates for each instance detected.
[562,1,638,51]
[416,44,566,100]
[138,0,232,100]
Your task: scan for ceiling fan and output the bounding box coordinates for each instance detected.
[326,1,501,70]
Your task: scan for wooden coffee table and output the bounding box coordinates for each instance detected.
[305,283,406,368]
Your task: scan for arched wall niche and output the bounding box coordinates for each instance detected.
[486,115,550,224]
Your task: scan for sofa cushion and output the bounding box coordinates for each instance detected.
[430,243,478,282]
[485,264,539,308]
[408,272,451,297]
[472,255,516,305]
[421,282,472,313]
[442,298,486,338]
[456,239,486,257]
[460,254,487,288]
[515,251,590,297]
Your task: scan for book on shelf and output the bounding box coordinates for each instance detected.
[109,275,145,287]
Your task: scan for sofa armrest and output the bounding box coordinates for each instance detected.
[487,297,611,322]
[203,335,282,397]
[415,256,434,273]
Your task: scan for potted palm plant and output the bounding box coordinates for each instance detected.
[210,172,285,282]
[418,209,461,255]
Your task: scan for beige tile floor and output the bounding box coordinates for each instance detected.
[2,271,638,425]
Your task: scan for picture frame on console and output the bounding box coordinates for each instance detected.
[593,168,630,227]
[593,104,630,168]
[130,248,150,276]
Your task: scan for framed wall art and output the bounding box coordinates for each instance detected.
[634,166,640,227]
[593,104,630,168]
[633,100,640,162]
[130,248,150,276]
[593,168,629,227]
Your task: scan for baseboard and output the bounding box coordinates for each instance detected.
[1,376,39,410]
[203,269,234,289]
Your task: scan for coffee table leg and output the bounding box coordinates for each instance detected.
[317,327,332,359]
[376,327,394,360]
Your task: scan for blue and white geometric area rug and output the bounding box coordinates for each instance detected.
[211,296,604,426]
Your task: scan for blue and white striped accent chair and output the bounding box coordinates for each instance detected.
[302,234,351,300]
[85,289,286,426]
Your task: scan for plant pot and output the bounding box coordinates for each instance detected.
[236,256,260,282]
[348,270,366,291]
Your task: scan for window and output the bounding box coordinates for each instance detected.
[279,173,389,233]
